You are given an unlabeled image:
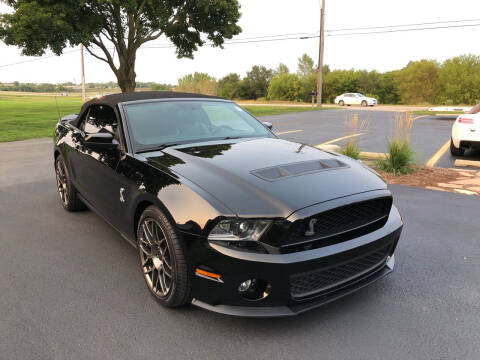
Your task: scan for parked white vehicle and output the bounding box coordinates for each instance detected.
[335,93,377,107]
[451,104,480,156]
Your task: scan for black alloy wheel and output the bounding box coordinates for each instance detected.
[55,155,85,211]
[137,206,192,307]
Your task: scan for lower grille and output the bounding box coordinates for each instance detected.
[290,245,391,299]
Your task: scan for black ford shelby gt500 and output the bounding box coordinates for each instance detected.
[53,92,403,317]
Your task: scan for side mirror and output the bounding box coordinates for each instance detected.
[84,132,119,150]
[262,121,273,130]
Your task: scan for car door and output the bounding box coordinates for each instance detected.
[344,94,353,105]
[351,94,361,105]
[71,105,124,222]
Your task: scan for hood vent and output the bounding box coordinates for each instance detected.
[251,159,349,181]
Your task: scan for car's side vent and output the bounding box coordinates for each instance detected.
[251,159,349,181]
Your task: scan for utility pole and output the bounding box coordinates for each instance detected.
[80,44,86,102]
[316,0,325,107]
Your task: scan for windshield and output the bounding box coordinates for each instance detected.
[123,100,274,152]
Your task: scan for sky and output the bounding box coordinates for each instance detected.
[1,0,480,85]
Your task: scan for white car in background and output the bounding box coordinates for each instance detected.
[335,93,377,107]
[450,104,480,156]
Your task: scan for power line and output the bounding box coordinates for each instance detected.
[0,49,79,68]
[1,21,480,68]
[326,18,480,32]
[142,34,319,48]
[326,23,480,37]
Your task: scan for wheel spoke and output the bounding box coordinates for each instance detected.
[151,269,158,292]
[162,263,172,278]
[142,222,154,244]
[163,257,172,270]
[159,269,167,293]
[139,217,173,297]
[139,242,152,258]
[143,265,154,274]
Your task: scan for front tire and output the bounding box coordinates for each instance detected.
[137,206,192,307]
[339,100,344,106]
[450,138,464,156]
[361,100,367,107]
[55,155,85,211]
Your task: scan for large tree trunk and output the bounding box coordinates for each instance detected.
[117,53,137,92]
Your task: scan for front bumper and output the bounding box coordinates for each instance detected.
[189,205,403,317]
[192,255,395,317]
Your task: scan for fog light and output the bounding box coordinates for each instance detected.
[238,279,271,301]
[238,279,252,292]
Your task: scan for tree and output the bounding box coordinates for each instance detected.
[322,70,361,103]
[176,72,216,95]
[0,0,241,92]
[150,83,172,91]
[436,54,480,104]
[267,73,299,101]
[396,59,439,104]
[238,65,273,99]
[217,73,241,99]
[296,54,318,102]
[376,71,400,104]
[298,73,317,102]
[275,63,290,75]
[297,54,315,77]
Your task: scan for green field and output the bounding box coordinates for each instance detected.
[0,95,83,142]
[242,106,320,117]
[411,110,464,116]
[0,94,322,142]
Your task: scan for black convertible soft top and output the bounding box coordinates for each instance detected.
[80,91,223,114]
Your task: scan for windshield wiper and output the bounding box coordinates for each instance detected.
[137,143,181,153]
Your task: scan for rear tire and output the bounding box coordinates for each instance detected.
[450,138,464,156]
[137,206,192,308]
[55,155,85,211]
[339,100,344,106]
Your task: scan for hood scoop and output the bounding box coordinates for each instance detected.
[251,159,349,181]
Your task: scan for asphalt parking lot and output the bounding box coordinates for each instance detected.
[266,109,480,169]
[1,138,479,359]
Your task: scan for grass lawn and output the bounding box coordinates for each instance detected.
[0,95,83,142]
[0,94,323,142]
[411,110,464,116]
[242,106,321,117]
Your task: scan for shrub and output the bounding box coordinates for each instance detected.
[340,113,366,159]
[340,142,361,159]
[377,112,415,174]
[376,140,415,174]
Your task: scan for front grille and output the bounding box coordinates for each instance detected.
[283,197,392,252]
[290,245,391,299]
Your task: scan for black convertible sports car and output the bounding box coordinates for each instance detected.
[53,91,403,317]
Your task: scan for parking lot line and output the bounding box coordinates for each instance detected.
[413,115,429,121]
[274,129,303,135]
[425,139,450,167]
[317,133,364,146]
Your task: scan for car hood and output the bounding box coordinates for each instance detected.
[145,138,387,218]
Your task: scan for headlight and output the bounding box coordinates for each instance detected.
[208,219,272,242]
